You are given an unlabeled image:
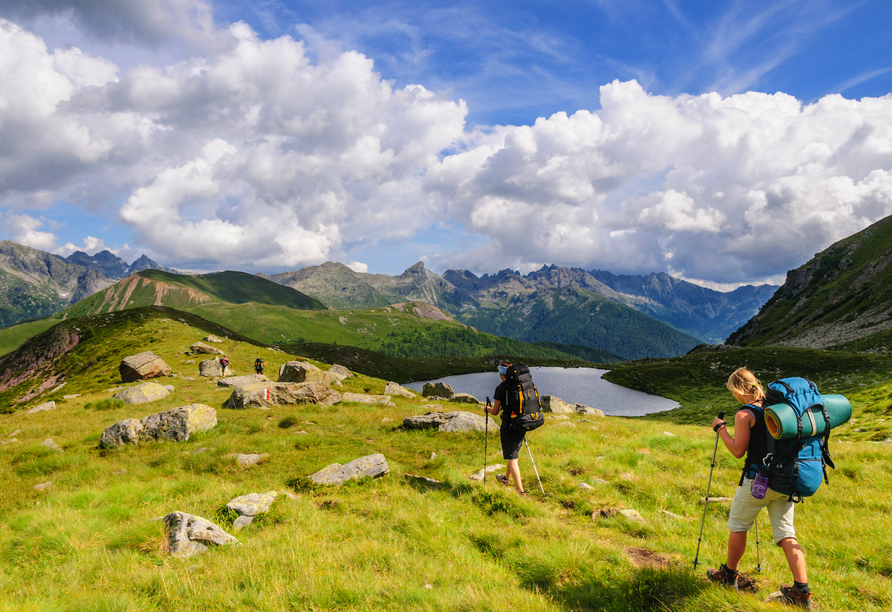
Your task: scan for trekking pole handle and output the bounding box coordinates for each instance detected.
[713,411,726,432]
[485,396,491,412]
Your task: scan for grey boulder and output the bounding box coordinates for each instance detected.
[422,382,454,399]
[216,374,269,388]
[26,401,56,414]
[403,411,492,433]
[540,396,575,414]
[310,453,389,485]
[190,342,225,355]
[329,364,353,379]
[100,404,217,448]
[341,393,392,405]
[226,382,341,409]
[278,361,339,384]
[384,382,416,398]
[226,491,278,517]
[163,511,240,557]
[450,393,481,404]
[119,351,172,382]
[199,358,225,377]
[112,382,170,405]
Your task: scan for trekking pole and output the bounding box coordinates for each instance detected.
[484,397,491,483]
[693,410,725,569]
[754,516,762,572]
[524,438,546,496]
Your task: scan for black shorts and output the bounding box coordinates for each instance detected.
[500,425,526,460]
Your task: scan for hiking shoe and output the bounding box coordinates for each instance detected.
[520,491,527,497]
[765,585,813,609]
[706,564,739,590]
[496,474,511,487]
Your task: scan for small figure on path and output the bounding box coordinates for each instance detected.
[254,357,265,375]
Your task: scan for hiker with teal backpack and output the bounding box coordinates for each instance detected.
[707,368,817,609]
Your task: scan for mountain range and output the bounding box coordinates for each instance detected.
[0,240,778,361]
[262,261,778,356]
[0,242,174,328]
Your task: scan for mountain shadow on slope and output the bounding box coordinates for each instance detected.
[457,287,702,361]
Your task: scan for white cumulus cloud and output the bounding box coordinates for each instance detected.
[1,15,892,284]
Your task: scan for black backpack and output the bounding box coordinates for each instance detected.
[504,364,544,432]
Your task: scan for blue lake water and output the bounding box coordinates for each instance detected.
[405,367,680,417]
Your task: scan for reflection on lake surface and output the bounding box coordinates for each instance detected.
[406,367,680,417]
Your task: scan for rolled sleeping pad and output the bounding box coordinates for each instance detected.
[764,394,852,440]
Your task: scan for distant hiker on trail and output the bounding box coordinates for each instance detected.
[219,356,229,377]
[484,361,527,497]
[254,358,265,375]
[707,368,813,609]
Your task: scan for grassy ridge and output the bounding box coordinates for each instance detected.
[728,215,892,347]
[0,318,59,357]
[1,313,890,611]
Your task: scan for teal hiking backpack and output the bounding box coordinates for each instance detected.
[760,377,835,503]
[504,364,544,432]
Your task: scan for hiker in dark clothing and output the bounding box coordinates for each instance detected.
[255,358,265,375]
[484,361,526,496]
[219,356,229,377]
[707,368,812,609]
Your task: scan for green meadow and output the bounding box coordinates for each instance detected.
[0,311,891,611]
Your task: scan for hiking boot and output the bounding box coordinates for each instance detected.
[706,564,739,589]
[765,585,813,609]
[496,474,511,487]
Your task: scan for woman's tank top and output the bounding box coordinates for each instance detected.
[742,402,767,478]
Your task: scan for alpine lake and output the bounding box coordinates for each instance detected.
[406,366,680,417]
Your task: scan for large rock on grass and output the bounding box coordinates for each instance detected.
[25,401,56,414]
[164,511,239,557]
[112,382,170,405]
[226,491,278,517]
[329,364,353,379]
[540,396,575,414]
[384,382,416,398]
[226,382,341,409]
[199,358,225,377]
[309,453,389,485]
[216,374,269,388]
[119,351,172,382]
[450,393,481,404]
[190,342,225,355]
[403,411,492,433]
[100,404,217,448]
[422,382,454,399]
[341,393,392,405]
[279,361,326,383]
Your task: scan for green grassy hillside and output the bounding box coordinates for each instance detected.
[728,215,892,348]
[0,318,60,357]
[65,270,327,317]
[53,271,621,367]
[1,309,890,611]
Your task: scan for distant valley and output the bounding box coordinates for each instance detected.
[0,241,176,328]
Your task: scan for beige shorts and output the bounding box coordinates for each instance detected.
[728,478,796,544]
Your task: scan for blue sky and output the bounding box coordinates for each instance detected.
[0,0,891,287]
